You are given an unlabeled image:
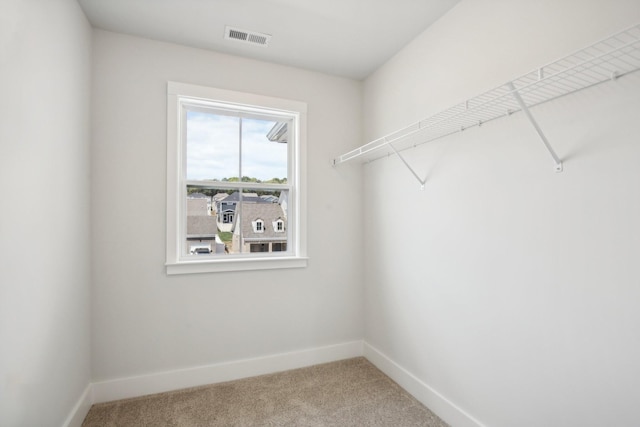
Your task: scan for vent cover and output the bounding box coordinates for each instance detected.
[224,26,271,47]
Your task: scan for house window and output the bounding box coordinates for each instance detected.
[250,243,269,253]
[272,243,287,252]
[166,82,307,274]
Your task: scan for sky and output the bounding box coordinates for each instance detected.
[186,111,288,182]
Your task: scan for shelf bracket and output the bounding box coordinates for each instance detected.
[507,82,563,172]
[388,142,426,189]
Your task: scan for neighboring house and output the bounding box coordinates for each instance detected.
[216,191,269,232]
[186,196,223,254]
[187,198,208,216]
[231,202,287,254]
[188,192,208,199]
[212,192,229,216]
[278,190,288,219]
[209,193,229,217]
[260,194,279,203]
[188,191,213,214]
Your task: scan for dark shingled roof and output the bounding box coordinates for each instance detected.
[222,191,270,204]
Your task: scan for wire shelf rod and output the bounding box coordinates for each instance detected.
[333,24,640,167]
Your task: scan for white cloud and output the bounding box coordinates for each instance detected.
[241,118,288,180]
[186,112,288,181]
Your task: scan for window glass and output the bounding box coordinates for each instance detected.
[185,185,234,256]
[186,111,239,181]
[183,113,291,259]
[241,118,288,182]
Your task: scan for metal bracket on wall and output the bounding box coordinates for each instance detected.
[507,81,563,172]
[388,142,426,189]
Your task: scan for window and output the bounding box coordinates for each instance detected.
[272,242,287,252]
[250,243,269,253]
[253,219,264,233]
[166,82,307,274]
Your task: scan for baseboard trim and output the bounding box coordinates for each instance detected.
[62,383,93,427]
[64,341,482,426]
[92,340,363,403]
[363,342,486,427]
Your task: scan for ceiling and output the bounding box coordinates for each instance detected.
[77,0,460,80]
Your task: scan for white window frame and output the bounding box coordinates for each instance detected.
[252,219,265,233]
[166,82,307,274]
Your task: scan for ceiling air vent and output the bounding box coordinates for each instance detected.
[224,26,271,47]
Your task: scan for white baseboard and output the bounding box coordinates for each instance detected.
[363,342,486,427]
[62,384,93,427]
[64,341,482,427]
[92,340,363,404]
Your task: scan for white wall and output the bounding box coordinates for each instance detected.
[0,0,92,426]
[362,1,640,426]
[91,31,363,381]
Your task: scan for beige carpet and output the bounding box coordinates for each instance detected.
[82,357,448,426]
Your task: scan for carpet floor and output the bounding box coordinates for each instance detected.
[82,357,448,426]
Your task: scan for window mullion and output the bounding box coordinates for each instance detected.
[238,117,243,254]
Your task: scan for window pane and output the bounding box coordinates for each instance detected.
[186,110,239,181]
[185,186,235,256]
[241,118,288,183]
[231,189,289,255]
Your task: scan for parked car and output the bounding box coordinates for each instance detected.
[191,247,211,255]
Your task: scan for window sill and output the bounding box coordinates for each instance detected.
[166,256,308,275]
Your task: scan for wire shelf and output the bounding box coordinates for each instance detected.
[333,24,640,166]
